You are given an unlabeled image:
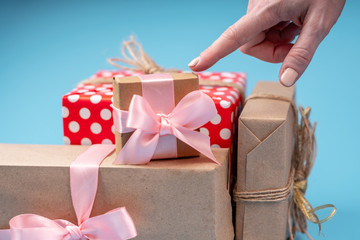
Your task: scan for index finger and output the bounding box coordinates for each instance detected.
[189,9,280,71]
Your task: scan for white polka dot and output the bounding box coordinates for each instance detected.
[213,92,225,95]
[114,73,124,77]
[221,72,236,78]
[84,85,95,89]
[200,72,212,76]
[62,106,69,118]
[211,144,221,148]
[222,78,234,83]
[77,89,88,93]
[99,89,111,92]
[227,95,236,104]
[210,75,220,80]
[67,94,80,103]
[84,91,96,95]
[211,114,221,125]
[102,139,113,144]
[200,127,209,136]
[220,100,231,109]
[201,89,210,93]
[103,84,113,88]
[231,112,234,123]
[79,108,91,119]
[81,138,92,145]
[100,109,112,120]
[201,86,214,89]
[96,87,107,91]
[64,136,71,145]
[101,71,113,77]
[105,92,113,95]
[90,95,102,104]
[111,97,114,103]
[111,125,115,134]
[69,121,80,133]
[230,90,239,98]
[216,87,228,91]
[220,128,231,140]
[212,97,222,100]
[91,123,102,134]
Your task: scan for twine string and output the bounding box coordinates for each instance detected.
[77,36,245,99]
[235,94,336,240]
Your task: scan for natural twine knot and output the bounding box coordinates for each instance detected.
[239,95,336,240]
[107,36,165,74]
[78,36,245,101]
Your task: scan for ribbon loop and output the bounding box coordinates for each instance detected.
[0,145,137,240]
[113,90,218,165]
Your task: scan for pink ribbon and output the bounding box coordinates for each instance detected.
[112,90,219,165]
[0,144,137,240]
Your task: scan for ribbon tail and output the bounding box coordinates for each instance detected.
[113,129,159,164]
[172,126,219,164]
[8,214,68,240]
[70,144,115,225]
[81,207,137,240]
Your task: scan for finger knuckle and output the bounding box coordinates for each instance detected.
[289,46,312,66]
[222,25,238,41]
[253,0,282,20]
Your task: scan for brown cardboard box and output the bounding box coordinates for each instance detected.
[235,81,295,240]
[113,72,199,158]
[0,144,233,240]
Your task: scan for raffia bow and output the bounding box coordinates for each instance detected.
[289,105,336,240]
[238,94,336,240]
[78,36,245,100]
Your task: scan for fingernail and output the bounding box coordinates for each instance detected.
[280,68,298,87]
[188,56,200,67]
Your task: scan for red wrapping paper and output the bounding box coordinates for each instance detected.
[62,70,246,153]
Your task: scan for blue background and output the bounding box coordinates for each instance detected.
[0,0,358,239]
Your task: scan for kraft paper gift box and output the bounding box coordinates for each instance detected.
[62,70,245,152]
[234,81,295,240]
[0,144,234,240]
[112,72,200,159]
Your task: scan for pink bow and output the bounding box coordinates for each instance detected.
[112,90,219,165]
[0,144,137,240]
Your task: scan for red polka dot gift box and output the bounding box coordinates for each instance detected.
[62,70,246,154]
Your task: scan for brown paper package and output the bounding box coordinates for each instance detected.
[113,72,199,158]
[235,81,295,240]
[0,144,234,240]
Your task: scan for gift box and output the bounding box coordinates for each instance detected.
[112,72,201,160]
[0,144,234,240]
[234,82,295,240]
[62,70,246,152]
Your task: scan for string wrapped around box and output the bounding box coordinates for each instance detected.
[233,94,336,240]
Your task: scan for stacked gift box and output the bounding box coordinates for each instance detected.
[0,46,334,238]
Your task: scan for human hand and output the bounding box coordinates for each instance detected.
[188,0,345,86]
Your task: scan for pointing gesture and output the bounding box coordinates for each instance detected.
[189,0,345,86]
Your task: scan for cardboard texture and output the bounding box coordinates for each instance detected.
[0,144,234,240]
[235,81,295,240]
[113,72,200,158]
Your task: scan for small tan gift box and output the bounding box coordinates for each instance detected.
[234,81,295,240]
[0,144,234,240]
